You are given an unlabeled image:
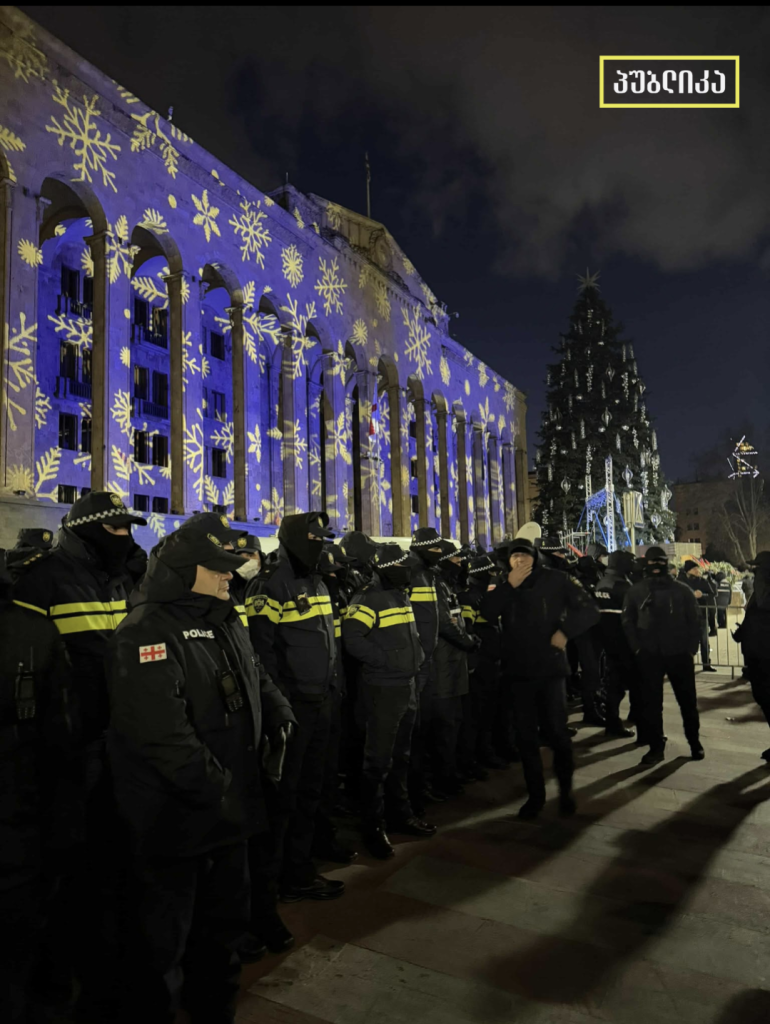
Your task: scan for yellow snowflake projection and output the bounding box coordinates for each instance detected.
[402,306,432,379]
[4,313,37,431]
[7,464,34,494]
[281,294,318,377]
[440,355,451,386]
[48,312,92,352]
[140,208,168,234]
[183,411,206,501]
[497,413,506,436]
[260,487,284,526]
[478,362,489,388]
[351,319,368,346]
[3,26,48,83]
[247,423,262,463]
[402,256,416,277]
[373,279,391,322]
[34,386,51,430]
[215,282,282,365]
[0,123,25,184]
[281,244,304,288]
[281,420,308,470]
[17,239,42,267]
[120,347,131,368]
[191,190,221,243]
[211,420,235,462]
[168,194,177,209]
[182,331,199,384]
[326,202,344,231]
[35,447,62,502]
[80,246,94,278]
[111,390,133,438]
[131,265,189,309]
[230,199,272,268]
[329,412,352,465]
[464,379,471,396]
[314,257,347,316]
[116,85,139,106]
[106,215,138,283]
[130,110,191,178]
[46,83,121,193]
[108,443,155,497]
[478,397,493,431]
[503,381,516,414]
[293,207,305,230]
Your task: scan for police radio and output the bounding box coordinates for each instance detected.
[15,659,36,721]
[217,650,244,714]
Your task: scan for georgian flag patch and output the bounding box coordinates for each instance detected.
[139,643,167,663]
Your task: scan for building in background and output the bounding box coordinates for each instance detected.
[0,7,528,550]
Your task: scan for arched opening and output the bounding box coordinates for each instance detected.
[34,176,108,503]
[432,391,451,540]
[376,357,398,537]
[257,295,285,526]
[407,374,427,530]
[307,337,326,515]
[453,400,470,545]
[341,341,362,531]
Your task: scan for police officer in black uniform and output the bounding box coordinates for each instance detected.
[343,544,435,858]
[735,552,770,759]
[108,528,294,1024]
[594,550,639,739]
[246,511,343,903]
[10,490,147,1020]
[0,562,76,1023]
[678,560,717,671]
[407,527,442,807]
[228,533,263,606]
[4,526,54,571]
[622,547,704,765]
[481,537,599,820]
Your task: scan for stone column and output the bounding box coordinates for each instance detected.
[2,187,46,493]
[321,350,344,533]
[501,441,517,537]
[356,367,381,536]
[515,446,530,527]
[456,413,469,545]
[227,303,247,522]
[435,405,451,539]
[488,433,503,544]
[84,228,108,490]
[412,394,429,529]
[165,270,191,515]
[0,174,12,489]
[387,384,409,538]
[472,423,488,548]
[307,375,323,513]
[280,333,299,516]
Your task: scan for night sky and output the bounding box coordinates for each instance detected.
[23,6,770,482]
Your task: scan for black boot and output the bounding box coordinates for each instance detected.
[517,798,544,821]
[641,746,666,766]
[363,827,395,860]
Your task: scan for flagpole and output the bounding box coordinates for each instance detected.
[365,151,371,219]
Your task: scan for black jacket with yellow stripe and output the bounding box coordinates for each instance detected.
[407,560,439,662]
[11,527,132,744]
[342,577,424,685]
[458,582,502,671]
[245,552,336,700]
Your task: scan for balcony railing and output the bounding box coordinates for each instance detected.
[131,323,168,348]
[142,399,169,420]
[55,376,92,399]
[56,294,92,320]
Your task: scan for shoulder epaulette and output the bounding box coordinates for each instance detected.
[16,549,52,572]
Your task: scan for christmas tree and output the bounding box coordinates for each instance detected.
[534,271,676,546]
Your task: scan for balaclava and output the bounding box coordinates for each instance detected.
[644,546,669,578]
[607,550,635,577]
[468,553,496,589]
[72,521,134,573]
[278,511,333,574]
[373,544,412,591]
[411,527,445,567]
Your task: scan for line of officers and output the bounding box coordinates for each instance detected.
[0,491,728,1024]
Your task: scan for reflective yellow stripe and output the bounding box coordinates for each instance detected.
[345,606,377,628]
[238,613,248,628]
[281,604,333,623]
[476,614,489,625]
[55,613,124,635]
[380,606,414,620]
[246,596,282,623]
[379,611,415,628]
[334,618,342,639]
[409,586,437,602]
[14,599,48,616]
[51,600,126,617]
[461,605,477,624]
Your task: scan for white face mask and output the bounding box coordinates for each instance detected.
[236,557,262,579]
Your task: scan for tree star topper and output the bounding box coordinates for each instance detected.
[577,268,601,293]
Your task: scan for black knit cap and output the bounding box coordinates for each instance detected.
[540,535,566,553]
[233,533,262,554]
[374,543,408,568]
[645,546,668,562]
[65,490,147,529]
[748,551,770,568]
[437,539,460,564]
[340,531,377,565]
[157,529,245,575]
[411,526,443,549]
[506,537,538,560]
[179,511,246,547]
[469,553,496,576]
[17,527,54,550]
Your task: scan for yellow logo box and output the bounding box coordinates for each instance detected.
[600,56,739,108]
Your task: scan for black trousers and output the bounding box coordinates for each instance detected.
[637,652,700,750]
[575,631,602,708]
[717,606,728,630]
[357,680,416,828]
[604,654,644,736]
[747,658,770,731]
[430,694,463,784]
[698,615,711,666]
[0,881,42,1023]
[315,687,343,847]
[510,676,573,804]
[459,662,500,765]
[408,660,434,798]
[268,693,332,887]
[123,841,249,1024]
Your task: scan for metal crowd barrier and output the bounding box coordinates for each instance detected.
[695,603,746,679]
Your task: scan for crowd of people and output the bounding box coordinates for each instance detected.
[1,489,768,1024]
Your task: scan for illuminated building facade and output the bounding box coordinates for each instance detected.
[0,7,528,550]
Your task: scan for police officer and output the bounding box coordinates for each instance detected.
[594,550,639,739]
[431,541,478,796]
[229,533,263,606]
[0,562,76,1023]
[407,527,442,807]
[735,552,770,759]
[4,527,54,571]
[246,511,343,903]
[459,553,507,771]
[714,571,733,630]
[10,490,147,1019]
[343,544,435,858]
[622,547,704,765]
[481,537,599,820]
[108,528,294,1023]
[678,560,717,671]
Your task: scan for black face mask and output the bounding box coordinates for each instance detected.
[72,522,133,572]
[377,566,412,590]
[418,548,444,567]
[645,560,668,578]
[442,560,468,587]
